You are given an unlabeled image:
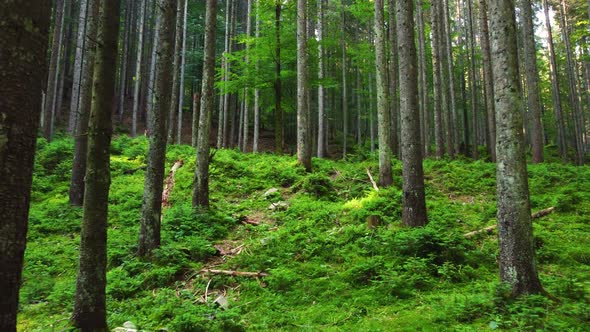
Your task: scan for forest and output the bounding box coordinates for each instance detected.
[0,0,589,330]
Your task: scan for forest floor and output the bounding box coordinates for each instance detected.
[18,135,590,331]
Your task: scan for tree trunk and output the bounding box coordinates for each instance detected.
[558,0,585,165]
[479,0,496,161]
[68,0,89,134]
[388,0,399,157]
[489,0,543,296]
[0,1,50,329]
[72,0,120,328]
[168,0,184,144]
[416,0,429,156]
[519,0,544,163]
[243,0,252,152]
[317,0,326,157]
[69,0,100,207]
[146,5,160,132]
[444,0,459,156]
[176,0,188,145]
[297,0,311,171]
[131,0,146,137]
[341,5,348,160]
[118,0,132,121]
[138,0,176,257]
[542,0,567,161]
[397,0,428,227]
[253,0,261,153]
[431,0,445,158]
[274,2,283,153]
[192,0,218,207]
[374,0,393,186]
[467,0,479,159]
[44,0,67,142]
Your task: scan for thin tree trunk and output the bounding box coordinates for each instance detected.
[519,0,544,163]
[341,5,348,160]
[253,0,261,153]
[68,0,89,134]
[369,72,376,152]
[176,0,188,145]
[479,0,496,161]
[397,0,428,227]
[44,0,66,142]
[118,0,132,121]
[467,0,479,159]
[274,2,283,153]
[374,0,393,186]
[168,0,184,144]
[72,0,120,328]
[297,0,312,171]
[443,0,459,156]
[0,1,50,329]
[431,0,445,158]
[441,0,455,158]
[489,0,544,296]
[69,0,99,207]
[542,0,567,161]
[558,0,585,165]
[317,0,326,157]
[131,0,146,137]
[388,0,399,157]
[146,6,160,132]
[243,0,252,152]
[138,0,176,257]
[416,0,429,156]
[192,0,218,207]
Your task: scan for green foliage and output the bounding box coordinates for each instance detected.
[19,137,590,331]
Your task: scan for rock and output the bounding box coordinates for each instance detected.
[268,201,288,211]
[263,188,279,199]
[214,294,230,310]
[123,322,137,330]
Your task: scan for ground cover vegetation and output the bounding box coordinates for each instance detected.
[18,136,590,331]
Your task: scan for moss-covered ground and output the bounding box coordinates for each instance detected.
[18,136,590,331]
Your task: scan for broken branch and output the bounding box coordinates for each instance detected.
[464,207,555,238]
[366,168,379,192]
[198,269,269,278]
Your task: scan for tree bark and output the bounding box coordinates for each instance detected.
[68,0,89,134]
[317,0,326,158]
[176,0,188,145]
[519,0,544,163]
[443,0,459,156]
[431,0,445,158]
[138,0,177,257]
[467,0,479,159]
[489,0,544,297]
[253,0,261,153]
[397,0,428,227]
[416,0,430,156]
[388,0,399,157]
[274,2,283,153]
[341,5,348,160]
[72,0,120,327]
[374,0,393,186]
[168,0,184,144]
[118,0,133,121]
[0,1,50,329]
[44,0,66,142]
[192,0,217,207]
[478,0,496,161]
[297,0,312,171]
[131,0,146,137]
[69,0,100,207]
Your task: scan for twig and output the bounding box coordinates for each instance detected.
[464,207,556,238]
[199,269,270,278]
[204,278,212,303]
[366,168,379,191]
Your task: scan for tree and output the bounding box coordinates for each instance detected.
[489,0,544,296]
[479,0,496,161]
[192,0,218,207]
[168,0,185,145]
[519,0,544,163]
[68,0,89,134]
[374,0,393,186]
[317,0,326,158]
[297,0,312,172]
[131,0,147,137]
[72,0,120,327]
[138,0,177,257]
[397,0,427,227]
[0,1,50,329]
[176,0,188,145]
[69,0,100,207]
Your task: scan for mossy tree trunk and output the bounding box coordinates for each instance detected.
[0,1,50,329]
[489,0,544,297]
[397,0,428,227]
[138,0,177,257]
[72,0,120,328]
[192,0,218,208]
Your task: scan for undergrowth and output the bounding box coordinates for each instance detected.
[18,137,590,331]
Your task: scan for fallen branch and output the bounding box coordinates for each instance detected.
[199,269,269,278]
[241,218,260,226]
[366,168,379,192]
[162,160,184,207]
[464,207,555,238]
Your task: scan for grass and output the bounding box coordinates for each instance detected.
[18,136,590,331]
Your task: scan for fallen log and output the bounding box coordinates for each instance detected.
[162,160,184,207]
[198,269,269,278]
[464,207,555,238]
